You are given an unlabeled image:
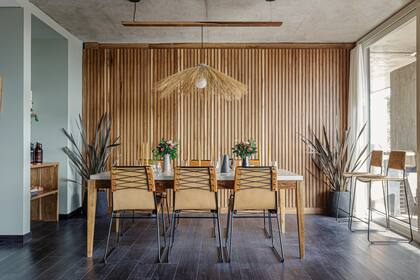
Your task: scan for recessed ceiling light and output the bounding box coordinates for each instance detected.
[410,52,416,57]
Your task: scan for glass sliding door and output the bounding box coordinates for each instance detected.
[368,17,418,233]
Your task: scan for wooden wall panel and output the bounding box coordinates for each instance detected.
[83,45,351,210]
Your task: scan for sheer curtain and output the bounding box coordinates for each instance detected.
[348,44,369,216]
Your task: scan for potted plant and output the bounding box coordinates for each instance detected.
[232,139,257,167]
[302,124,368,218]
[152,139,178,174]
[62,113,120,217]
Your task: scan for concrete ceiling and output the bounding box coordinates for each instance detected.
[29,0,412,43]
[370,19,416,92]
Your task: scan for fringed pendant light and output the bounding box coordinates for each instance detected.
[154,26,247,100]
[154,63,247,101]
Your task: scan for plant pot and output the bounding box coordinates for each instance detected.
[242,157,249,167]
[328,191,350,218]
[81,190,109,218]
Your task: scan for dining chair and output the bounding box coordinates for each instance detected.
[343,150,383,229]
[232,158,261,167]
[357,151,413,243]
[170,166,224,262]
[226,166,284,263]
[103,166,167,263]
[188,159,213,166]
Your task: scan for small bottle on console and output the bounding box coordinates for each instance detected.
[34,142,43,164]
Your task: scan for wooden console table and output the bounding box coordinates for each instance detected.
[31,163,59,222]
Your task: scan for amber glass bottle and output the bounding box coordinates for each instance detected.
[34,142,43,164]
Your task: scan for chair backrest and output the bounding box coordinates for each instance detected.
[173,166,217,211]
[111,166,156,211]
[232,159,261,167]
[387,151,406,172]
[233,166,277,210]
[370,150,383,168]
[188,160,213,167]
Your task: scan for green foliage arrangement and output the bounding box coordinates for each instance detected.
[232,139,257,159]
[152,138,178,160]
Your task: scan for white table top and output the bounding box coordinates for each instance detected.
[90,169,303,181]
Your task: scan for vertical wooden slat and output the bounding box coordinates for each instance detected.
[83,45,350,211]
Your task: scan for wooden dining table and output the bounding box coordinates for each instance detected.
[86,169,305,259]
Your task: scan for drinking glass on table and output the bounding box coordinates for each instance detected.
[271,161,278,171]
[153,162,162,175]
[212,160,220,172]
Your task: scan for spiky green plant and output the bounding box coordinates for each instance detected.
[62,113,120,186]
[301,123,368,192]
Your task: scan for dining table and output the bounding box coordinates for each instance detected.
[86,169,305,259]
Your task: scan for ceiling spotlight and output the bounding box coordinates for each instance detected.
[410,52,417,57]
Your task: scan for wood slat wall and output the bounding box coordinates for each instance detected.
[83,44,351,211]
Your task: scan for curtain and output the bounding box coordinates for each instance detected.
[348,44,369,216]
[348,44,369,152]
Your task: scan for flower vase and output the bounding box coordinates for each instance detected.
[163,154,172,174]
[242,157,249,167]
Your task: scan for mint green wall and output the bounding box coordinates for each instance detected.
[0,7,31,235]
[31,16,69,214]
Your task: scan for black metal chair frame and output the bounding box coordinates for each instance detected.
[365,168,414,244]
[103,166,169,264]
[169,194,224,262]
[103,193,168,263]
[169,167,224,263]
[225,167,284,263]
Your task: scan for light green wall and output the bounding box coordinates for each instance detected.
[31,16,69,214]
[0,7,31,235]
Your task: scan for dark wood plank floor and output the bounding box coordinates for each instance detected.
[0,214,419,280]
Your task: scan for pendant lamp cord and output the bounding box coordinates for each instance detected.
[132,2,137,22]
[200,25,204,63]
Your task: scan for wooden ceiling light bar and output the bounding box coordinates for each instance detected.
[121,21,283,27]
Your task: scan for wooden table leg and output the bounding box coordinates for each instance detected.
[295,181,305,259]
[279,189,286,233]
[87,180,97,258]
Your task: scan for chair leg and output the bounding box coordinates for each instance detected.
[175,213,180,229]
[161,204,167,246]
[274,210,285,262]
[268,211,274,247]
[402,180,414,243]
[165,192,171,227]
[348,178,357,231]
[227,210,234,262]
[367,182,373,243]
[225,207,231,241]
[382,181,389,228]
[170,211,177,250]
[212,212,216,238]
[216,211,224,263]
[156,209,162,263]
[264,210,271,238]
[103,212,114,264]
[116,212,122,245]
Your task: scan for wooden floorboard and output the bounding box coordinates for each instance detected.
[0,215,419,280]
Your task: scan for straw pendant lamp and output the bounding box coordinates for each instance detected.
[154,27,247,101]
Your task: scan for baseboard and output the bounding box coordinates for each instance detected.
[59,207,82,220]
[0,232,32,244]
